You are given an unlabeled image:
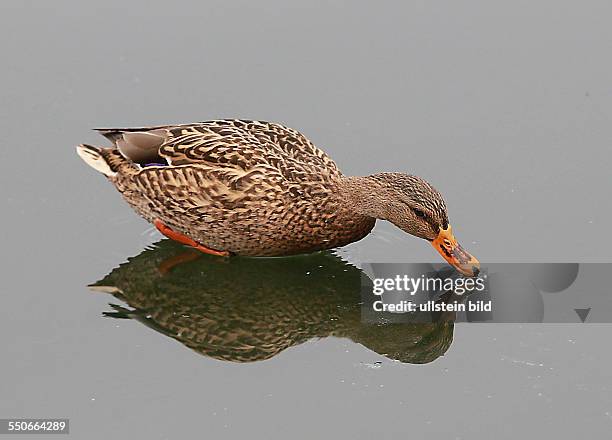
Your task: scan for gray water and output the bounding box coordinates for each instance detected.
[1,1,612,438]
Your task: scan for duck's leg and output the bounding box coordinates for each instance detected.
[153,219,230,257]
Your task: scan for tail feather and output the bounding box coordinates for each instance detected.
[76,144,117,177]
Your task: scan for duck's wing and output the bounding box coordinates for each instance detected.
[96,120,343,183]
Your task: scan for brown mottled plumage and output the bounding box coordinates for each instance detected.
[90,240,456,364]
[77,119,477,271]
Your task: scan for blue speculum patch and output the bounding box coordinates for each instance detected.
[143,162,167,167]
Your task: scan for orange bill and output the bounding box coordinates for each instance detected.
[431,225,480,277]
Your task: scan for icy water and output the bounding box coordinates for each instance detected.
[1,1,612,438]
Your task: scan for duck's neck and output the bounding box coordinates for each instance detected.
[337,175,390,220]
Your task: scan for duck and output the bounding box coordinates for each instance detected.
[77,119,479,276]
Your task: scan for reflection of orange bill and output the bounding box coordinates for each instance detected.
[432,225,480,277]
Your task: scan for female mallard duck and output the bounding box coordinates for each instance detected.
[77,119,479,276]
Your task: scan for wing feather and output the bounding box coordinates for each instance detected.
[99,120,342,183]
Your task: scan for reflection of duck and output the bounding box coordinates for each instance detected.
[90,240,455,364]
[77,120,478,276]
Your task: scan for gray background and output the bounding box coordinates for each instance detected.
[1,0,611,438]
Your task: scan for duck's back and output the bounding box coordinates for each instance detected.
[99,119,342,182]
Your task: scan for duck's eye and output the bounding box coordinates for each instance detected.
[414,209,425,218]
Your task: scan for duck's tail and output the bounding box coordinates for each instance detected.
[76,144,132,177]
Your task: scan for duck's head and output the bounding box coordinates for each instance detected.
[342,173,480,277]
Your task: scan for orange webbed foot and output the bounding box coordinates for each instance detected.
[153,219,230,257]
